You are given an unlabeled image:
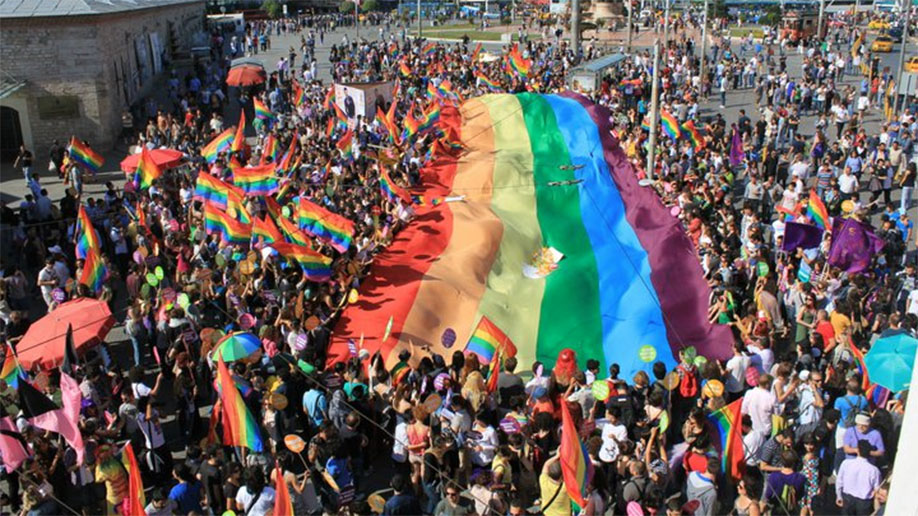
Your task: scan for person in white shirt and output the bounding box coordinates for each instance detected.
[235,467,276,516]
[391,411,410,475]
[599,406,628,463]
[723,342,750,401]
[741,374,777,439]
[469,414,498,467]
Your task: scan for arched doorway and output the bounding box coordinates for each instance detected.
[0,106,23,162]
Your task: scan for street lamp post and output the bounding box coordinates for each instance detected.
[700,0,708,99]
[895,0,912,114]
[647,40,661,180]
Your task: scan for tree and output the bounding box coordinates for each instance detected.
[339,1,355,14]
[361,0,378,12]
[262,0,281,19]
[761,4,782,27]
[710,0,727,19]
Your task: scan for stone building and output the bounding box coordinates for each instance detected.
[0,0,207,161]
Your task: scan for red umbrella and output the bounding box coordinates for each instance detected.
[120,148,185,173]
[17,298,116,370]
[226,64,267,87]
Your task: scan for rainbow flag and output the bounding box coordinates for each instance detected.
[660,110,682,142]
[276,131,298,175]
[277,213,311,247]
[194,173,234,210]
[233,164,279,196]
[270,241,332,281]
[866,383,891,408]
[327,93,732,373]
[1,343,26,389]
[422,42,436,56]
[682,120,705,151]
[508,45,531,77]
[79,247,107,294]
[399,60,412,77]
[377,106,399,143]
[254,97,273,125]
[336,130,354,160]
[379,166,411,205]
[226,188,251,223]
[486,349,501,393]
[133,146,162,190]
[400,112,421,143]
[261,134,279,165]
[120,443,146,516]
[560,395,594,507]
[323,86,335,110]
[231,112,246,153]
[475,71,501,91]
[416,105,441,134]
[135,201,147,229]
[472,42,482,62]
[293,80,306,107]
[390,361,410,386]
[333,103,348,125]
[849,338,871,391]
[273,464,294,516]
[807,190,830,230]
[67,137,104,173]
[75,204,102,260]
[253,216,283,244]
[426,81,441,100]
[202,128,234,163]
[204,202,252,245]
[707,398,745,483]
[216,355,263,451]
[640,117,652,131]
[297,198,354,253]
[465,316,517,365]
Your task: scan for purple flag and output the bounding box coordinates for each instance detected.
[827,218,885,274]
[729,126,744,167]
[782,221,824,252]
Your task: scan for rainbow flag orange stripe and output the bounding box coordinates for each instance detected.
[254,97,273,123]
[277,213,311,247]
[560,397,594,507]
[465,316,517,365]
[68,137,104,173]
[233,164,279,196]
[204,202,252,245]
[217,355,263,451]
[133,146,162,190]
[1,342,26,389]
[682,120,705,151]
[660,110,682,142]
[253,216,283,244]
[75,204,102,260]
[202,128,234,163]
[297,198,354,253]
[121,444,146,516]
[276,132,298,174]
[231,112,246,153]
[273,465,294,516]
[79,247,107,294]
[707,399,746,483]
[808,190,830,230]
[270,241,332,281]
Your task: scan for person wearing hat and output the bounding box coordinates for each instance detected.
[842,413,885,464]
[836,440,881,515]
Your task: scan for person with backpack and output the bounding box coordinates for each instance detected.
[764,450,806,514]
[685,456,719,516]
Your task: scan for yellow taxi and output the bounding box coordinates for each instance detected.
[869,20,892,30]
[872,35,895,52]
[906,56,918,72]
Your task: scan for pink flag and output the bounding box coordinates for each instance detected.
[0,416,31,473]
[30,372,85,463]
[729,125,744,167]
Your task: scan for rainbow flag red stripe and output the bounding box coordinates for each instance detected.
[660,110,682,142]
[270,241,332,282]
[204,202,252,245]
[379,166,411,205]
[707,399,745,483]
[254,97,273,123]
[68,137,104,173]
[231,111,246,153]
[202,128,234,163]
[682,120,705,151]
[465,316,517,365]
[1,342,26,389]
[808,190,830,230]
[253,216,283,244]
[217,355,263,451]
[121,443,146,516]
[133,146,162,190]
[297,198,354,253]
[233,164,279,196]
[486,349,501,393]
[75,204,102,260]
[560,396,594,507]
[79,247,107,294]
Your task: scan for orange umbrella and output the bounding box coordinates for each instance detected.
[17,298,116,370]
[120,148,184,173]
[227,64,267,87]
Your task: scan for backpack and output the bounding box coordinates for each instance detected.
[841,396,863,428]
[677,364,699,398]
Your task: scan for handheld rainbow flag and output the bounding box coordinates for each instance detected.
[79,247,107,294]
[475,71,501,91]
[276,131,298,174]
[377,106,399,143]
[333,103,348,125]
[261,133,279,165]
[323,86,335,111]
[465,316,517,365]
[508,44,531,77]
[216,355,263,451]
[807,190,830,230]
[400,112,421,143]
[1,343,26,389]
[472,42,483,62]
[277,213,312,247]
[204,202,252,245]
[660,110,682,142]
[866,383,891,409]
[253,216,284,244]
[233,164,279,196]
[194,172,234,210]
[389,361,410,386]
[269,241,332,282]
[67,137,104,173]
[133,146,163,190]
[848,338,870,391]
[426,81,441,100]
[422,42,436,56]
[297,198,355,253]
[75,204,102,260]
[486,348,501,394]
[293,80,307,107]
[560,395,594,508]
[416,104,441,134]
[399,60,412,77]
[273,464,294,516]
[640,117,652,131]
[201,128,234,163]
[681,120,705,151]
[336,130,354,160]
[120,443,146,516]
[226,187,252,223]
[254,97,274,126]
[707,398,745,483]
[231,111,246,153]
[379,165,411,205]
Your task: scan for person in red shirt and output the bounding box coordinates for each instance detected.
[814,309,836,353]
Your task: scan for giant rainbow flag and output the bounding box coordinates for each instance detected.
[329,94,731,372]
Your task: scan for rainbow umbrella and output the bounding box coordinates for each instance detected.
[864,333,918,393]
[216,331,262,361]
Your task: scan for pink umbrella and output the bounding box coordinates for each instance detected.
[120,149,184,173]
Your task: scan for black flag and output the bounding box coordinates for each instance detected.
[61,324,78,376]
[17,379,59,419]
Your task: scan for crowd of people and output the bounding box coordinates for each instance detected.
[0,6,914,516]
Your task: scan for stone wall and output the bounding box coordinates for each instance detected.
[0,1,204,158]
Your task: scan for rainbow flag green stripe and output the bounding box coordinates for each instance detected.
[330,94,732,373]
[297,198,353,253]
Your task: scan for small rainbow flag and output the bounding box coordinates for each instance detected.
[135,201,147,229]
[67,137,104,173]
[848,338,870,391]
[807,190,830,231]
[417,104,441,134]
[270,241,332,281]
[486,348,501,394]
[79,247,107,294]
[322,86,335,110]
[707,398,746,483]
[233,164,279,196]
[194,172,234,210]
[640,117,652,131]
[226,188,251,223]
[75,204,102,260]
[253,97,273,125]
[293,80,306,107]
[336,130,354,160]
[253,216,283,244]
[216,355,263,451]
[379,165,411,205]
[276,131,298,174]
[133,146,162,190]
[120,444,146,516]
[202,128,234,163]
[333,103,348,125]
[377,106,399,143]
[399,60,412,77]
[465,316,517,365]
[401,112,421,142]
[560,395,594,508]
[866,383,891,408]
[1,343,26,389]
[475,71,501,91]
[204,202,252,245]
[422,42,436,56]
[298,198,354,253]
[261,133,279,165]
[277,213,311,247]
[682,120,705,151]
[660,110,682,142]
[508,44,531,77]
[273,464,294,516]
[472,42,482,62]
[231,111,246,153]
[390,361,410,386]
[426,81,441,100]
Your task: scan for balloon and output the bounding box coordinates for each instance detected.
[592,380,611,401]
[140,284,151,299]
[155,266,164,280]
[145,273,159,287]
[305,316,320,331]
[638,345,657,363]
[663,371,680,390]
[682,346,697,363]
[441,328,457,349]
[282,206,291,218]
[177,293,191,309]
[658,410,671,433]
[757,261,770,277]
[284,434,306,453]
[702,379,725,398]
[348,289,359,304]
[694,355,708,367]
